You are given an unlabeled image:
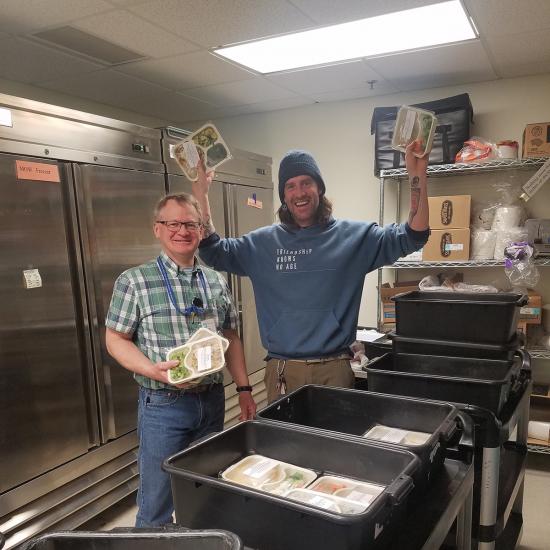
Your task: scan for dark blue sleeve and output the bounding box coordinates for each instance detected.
[198,233,252,276]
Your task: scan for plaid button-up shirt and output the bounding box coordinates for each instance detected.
[106,251,237,390]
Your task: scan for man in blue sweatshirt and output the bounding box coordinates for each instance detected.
[193,141,429,402]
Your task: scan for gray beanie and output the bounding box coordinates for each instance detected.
[278,150,326,203]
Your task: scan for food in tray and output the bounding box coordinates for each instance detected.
[192,125,219,148]
[221,455,285,488]
[286,489,367,515]
[166,331,228,384]
[308,475,384,507]
[391,105,436,158]
[261,467,315,495]
[206,142,230,168]
[362,424,430,446]
[221,455,317,494]
[174,123,232,180]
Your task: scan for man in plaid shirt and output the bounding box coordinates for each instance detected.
[106,192,256,527]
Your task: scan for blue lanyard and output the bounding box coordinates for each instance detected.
[156,257,207,317]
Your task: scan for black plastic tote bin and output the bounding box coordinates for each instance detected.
[164,420,420,550]
[371,93,473,174]
[366,352,527,414]
[390,331,523,360]
[257,385,459,488]
[392,291,527,344]
[20,530,242,550]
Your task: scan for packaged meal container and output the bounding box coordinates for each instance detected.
[308,475,384,508]
[167,332,229,384]
[174,123,232,181]
[391,105,436,158]
[285,489,366,515]
[363,425,431,446]
[221,455,317,495]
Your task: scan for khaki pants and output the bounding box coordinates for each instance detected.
[264,357,355,404]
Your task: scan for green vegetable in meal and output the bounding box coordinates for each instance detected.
[419,114,433,148]
[168,347,191,381]
[206,142,228,168]
[193,126,218,148]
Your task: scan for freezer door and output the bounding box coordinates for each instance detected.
[73,164,165,442]
[166,174,226,238]
[230,184,274,375]
[0,153,90,493]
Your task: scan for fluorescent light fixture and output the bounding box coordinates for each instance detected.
[214,0,476,74]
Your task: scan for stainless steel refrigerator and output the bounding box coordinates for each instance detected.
[0,94,165,547]
[160,127,274,382]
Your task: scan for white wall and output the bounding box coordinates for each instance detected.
[213,72,550,326]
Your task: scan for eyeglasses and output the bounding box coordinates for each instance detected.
[156,220,202,232]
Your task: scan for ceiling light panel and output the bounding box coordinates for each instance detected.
[215,0,477,74]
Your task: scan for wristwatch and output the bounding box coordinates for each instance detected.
[236,385,253,393]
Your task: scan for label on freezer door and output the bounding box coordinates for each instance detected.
[16,160,60,183]
[23,269,42,289]
[247,196,263,209]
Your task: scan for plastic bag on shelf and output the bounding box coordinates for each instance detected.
[494,227,529,260]
[471,229,497,259]
[419,274,498,293]
[504,242,540,288]
[455,137,498,163]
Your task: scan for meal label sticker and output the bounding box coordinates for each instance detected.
[180,141,201,168]
[23,269,42,289]
[197,345,212,372]
[16,160,60,182]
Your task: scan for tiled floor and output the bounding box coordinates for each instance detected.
[81,453,550,548]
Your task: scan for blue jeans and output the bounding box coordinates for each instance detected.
[135,384,225,527]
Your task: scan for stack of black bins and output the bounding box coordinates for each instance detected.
[164,421,420,550]
[365,290,531,549]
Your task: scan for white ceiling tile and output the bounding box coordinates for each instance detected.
[0,0,113,34]
[291,0,443,25]
[74,10,198,58]
[39,69,170,104]
[116,51,255,90]
[266,60,390,96]
[213,95,316,118]
[465,0,550,37]
[0,37,104,84]
[184,77,298,108]
[366,41,498,92]
[312,81,398,103]
[129,0,315,48]
[106,0,149,5]
[486,30,550,78]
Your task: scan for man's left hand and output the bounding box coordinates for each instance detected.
[238,392,257,420]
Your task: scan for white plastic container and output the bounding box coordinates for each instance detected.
[362,424,430,446]
[286,489,368,515]
[308,475,384,507]
[221,455,317,495]
[166,330,229,384]
[173,123,232,181]
[392,105,437,158]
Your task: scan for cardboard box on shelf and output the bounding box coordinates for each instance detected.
[520,291,542,324]
[422,228,470,261]
[379,283,419,325]
[523,122,550,158]
[428,195,471,229]
[516,320,528,337]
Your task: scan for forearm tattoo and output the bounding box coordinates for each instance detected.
[202,216,216,237]
[408,175,420,225]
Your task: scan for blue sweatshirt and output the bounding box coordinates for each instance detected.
[199,219,428,359]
